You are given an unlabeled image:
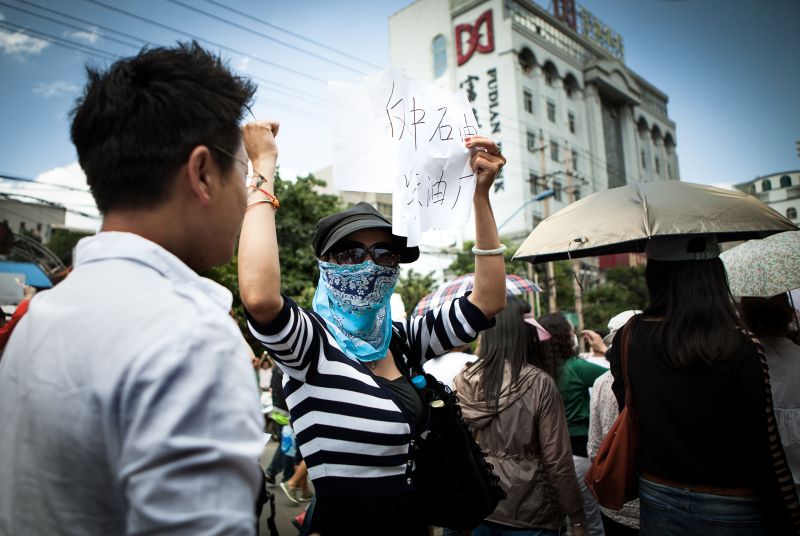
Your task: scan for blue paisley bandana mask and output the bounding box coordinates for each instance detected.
[313,259,400,363]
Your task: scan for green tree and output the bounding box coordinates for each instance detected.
[582,265,648,332]
[46,228,93,265]
[274,173,342,307]
[204,171,342,352]
[395,269,437,316]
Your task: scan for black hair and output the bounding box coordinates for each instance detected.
[70,41,256,213]
[473,297,549,411]
[644,258,743,368]
[741,294,795,338]
[537,312,575,378]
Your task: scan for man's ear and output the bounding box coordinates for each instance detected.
[185,145,213,205]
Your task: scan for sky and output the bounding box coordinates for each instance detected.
[0,0,798,230]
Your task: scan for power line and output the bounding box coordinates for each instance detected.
[164,0,368,75]
[0,174,90,193]
[202,0,382,71]
[0,192,100,220]
[0,20,117,61]
[2,8,330,114]
[82,0,328,84]
[12,0,331,105]
[0,1,141,49]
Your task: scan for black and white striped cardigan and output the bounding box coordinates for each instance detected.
[247,294,492,498]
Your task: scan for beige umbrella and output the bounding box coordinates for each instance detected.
[514,181,797,264]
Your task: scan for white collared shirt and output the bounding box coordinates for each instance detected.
[0,232,263,536]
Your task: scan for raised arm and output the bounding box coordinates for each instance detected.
[465,136,507,320]
[238,121,283,325]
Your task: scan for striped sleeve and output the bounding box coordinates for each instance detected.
[245,295,328,382]
[399,294,494,361]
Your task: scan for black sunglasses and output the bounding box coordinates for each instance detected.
[327,241,401,268]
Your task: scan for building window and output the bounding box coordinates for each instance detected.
[667,163,672,179]
[545,71,553,87]
[553,181,563,201]
[571,149,578,171]
[655,157,660,174]
[787,207,798,220]
[547,100,556,122]
[568,112,575,133]
[550,139,559,162]
[761,179,772,191]
[19,221,26,231]
[780,175,792,188]
[573,187,581,201]
[641,150,647,169]
[523,90,533,113]
[432,35,447,78]
[529,172,539,194]
[527,131,538,152]
[518,47,535,74]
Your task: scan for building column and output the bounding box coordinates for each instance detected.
[582,83,607,191]
[619,104,638,184]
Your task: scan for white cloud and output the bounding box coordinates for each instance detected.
[0,28,48,56]
[5,162,100,231]
[234,55,250,72]
[32,81,79,98]
[67,28,99,45]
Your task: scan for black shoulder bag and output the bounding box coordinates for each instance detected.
[390,333,506,530]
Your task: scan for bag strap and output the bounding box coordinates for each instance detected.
[390,325,423,378]
[742,330,800,531]
[620,318,637,417]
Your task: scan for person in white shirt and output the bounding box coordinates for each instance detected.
[423,345,477,391]
[0,43,264,536]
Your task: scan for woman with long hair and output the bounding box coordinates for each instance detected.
[538,312,607,536]
[455,297,587,536]
[741,294,800,496]
[607,236,800,534]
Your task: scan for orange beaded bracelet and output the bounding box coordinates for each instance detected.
[246,187,280,210]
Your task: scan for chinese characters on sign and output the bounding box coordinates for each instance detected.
[330,70,480,246]
[459,68,504,193]
[578,6,624,61]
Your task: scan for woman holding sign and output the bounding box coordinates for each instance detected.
[238,120,507,535]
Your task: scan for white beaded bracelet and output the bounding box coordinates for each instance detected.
[471,244,507,256]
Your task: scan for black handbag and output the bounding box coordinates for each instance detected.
[390,334,506,530]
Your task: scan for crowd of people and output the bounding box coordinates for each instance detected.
[0,43,798,536]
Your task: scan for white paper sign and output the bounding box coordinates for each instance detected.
[330,69,480,246]
[0,273,25,305]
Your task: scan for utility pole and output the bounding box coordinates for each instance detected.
[540,131,557,313]
[565,145,585,333]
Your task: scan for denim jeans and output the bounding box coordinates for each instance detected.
[265,445,294,481]
[639,476,768,535]
[472,522,558,536]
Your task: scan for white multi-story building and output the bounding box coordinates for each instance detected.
[389,0,680,240]
[734,171,800,225]
[0,197,66,243]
